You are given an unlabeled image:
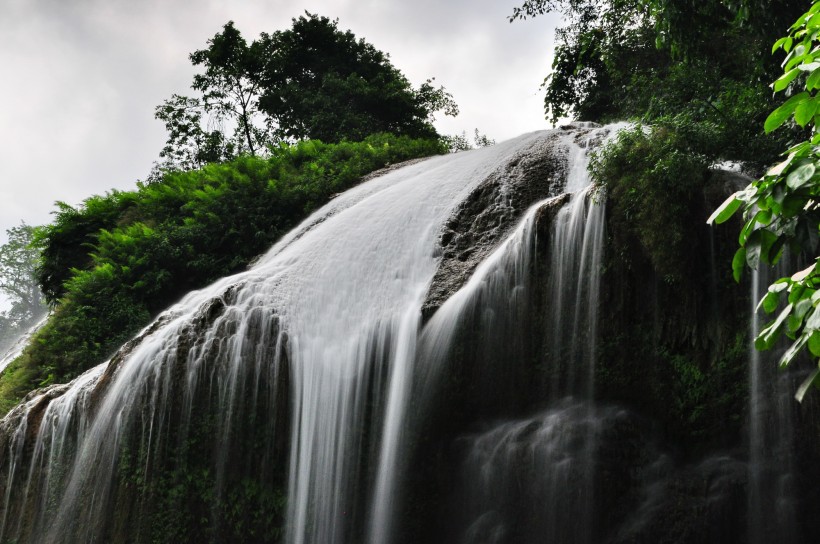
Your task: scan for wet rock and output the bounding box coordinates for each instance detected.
[422,126,611,319]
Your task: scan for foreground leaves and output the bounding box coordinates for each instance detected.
[712,1,820,400]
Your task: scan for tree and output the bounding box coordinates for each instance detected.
[154,15,458,172]
[0,224,46,352]
[708,1,820,400]
[510,0,804,167]
[257,13,458,143]
[441,129,496,153]
[189,21,272,156]
[154,94,234,172]
[154,21,271,173]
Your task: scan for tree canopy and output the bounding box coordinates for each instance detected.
[257,13,457,143]
[154,13,457,173]
[512,0,805,168]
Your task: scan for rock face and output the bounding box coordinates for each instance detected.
[423,125,606,317]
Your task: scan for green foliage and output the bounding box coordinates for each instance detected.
[664,337,747,440]
[154,21,272,173]
[190,20,271,156]
[512,0,802,169]
[257,13,458,143]
[440,128,496,153]
[35,192,140,304]
[155,14,458,171]
[0,134,444,412]
[591,122,712,282]
[710,1,820,400]
[154,94,237,172]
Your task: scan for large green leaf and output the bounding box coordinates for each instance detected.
[807,68,820,89]
[760,289,781,314]
[732,247,746,283]
[745,229,763,269]
[786,162,816,188]
[706,192,742,225]
[795,97,820,126]
[756,303,793,351]
[765,92,810,133]
[779,333,808,368]
[774,67,801,91]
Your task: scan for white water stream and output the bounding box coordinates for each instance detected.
[747,267,798,544]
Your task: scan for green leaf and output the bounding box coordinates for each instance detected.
[786,162,816,188]
[757,303,793,350]
[789,298,813,331]
[789,283,807,305]
[767,154,795,176]
[805,304,820,330]
[745,230,762,269]
[758,229,779,265]
[767,236,787,265]
[739,217,756,245]
[732,247,746,282]
[795,97,820,127]
[809,331,820,356]
[707,193,742,225]
[765,92,810,133]
[792,262,817,282]
[760,289,781,314]
[807,68,820,89]
[794,297,813,320]
[799,61,820,71]
[786,52,811,72]
[795,365,820,402]
[773,37,790,53]
[774,67,801,91]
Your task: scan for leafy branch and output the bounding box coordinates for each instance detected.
[708,1,820,400]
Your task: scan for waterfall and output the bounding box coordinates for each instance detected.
[747,267,798,544]
[6,121,787,544]
[416,124,622,544]
[0,130,570,544]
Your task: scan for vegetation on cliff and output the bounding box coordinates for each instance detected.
[0,11,461,414]
[0,135,444,414]
[510,0,815,425]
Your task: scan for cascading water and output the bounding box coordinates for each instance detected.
[747,267,798,544]
[0,130,575,544]
[544,130,607,400]
[413,124,623,544]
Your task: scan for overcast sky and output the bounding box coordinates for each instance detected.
[0,0,561,244]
